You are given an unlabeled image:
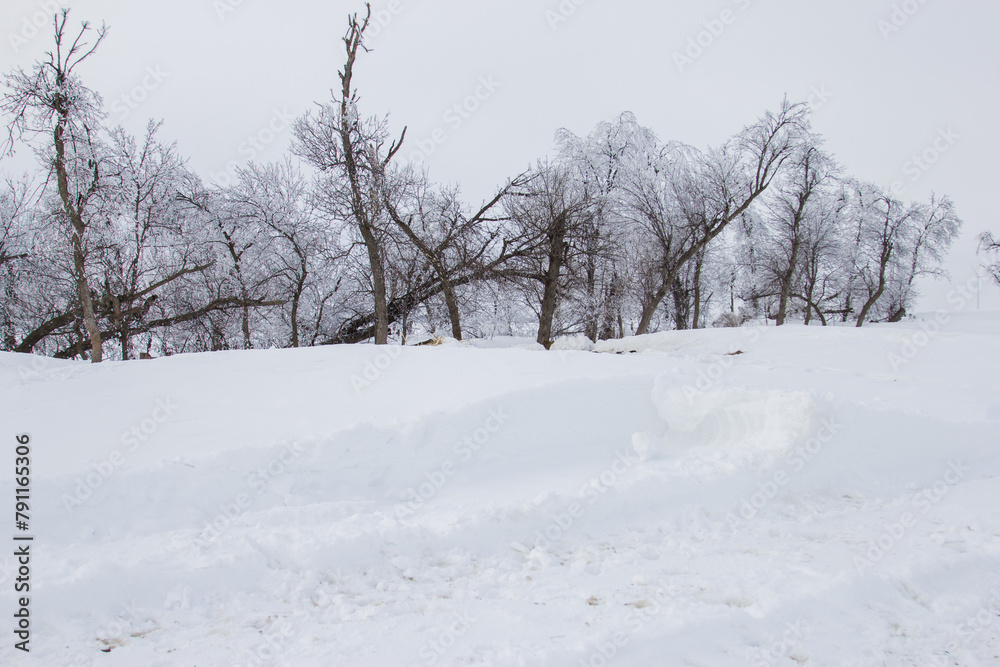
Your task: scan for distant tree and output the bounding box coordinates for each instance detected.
[758,143,838,325]
[555,113,653,340]
[843,182,960,327]
[627,100,810,336]
[978,232,1000,287]
[882,194,961,321]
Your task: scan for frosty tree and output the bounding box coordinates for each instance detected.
[3,11,110,361]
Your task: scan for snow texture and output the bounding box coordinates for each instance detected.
[1,313,999,666]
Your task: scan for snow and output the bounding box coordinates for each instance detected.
[1,312,999,666]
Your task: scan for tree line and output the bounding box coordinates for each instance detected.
[0,7,964,362]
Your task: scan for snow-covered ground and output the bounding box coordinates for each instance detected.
[2,313,999,666]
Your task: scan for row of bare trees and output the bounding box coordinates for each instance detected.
[0,8,965,362]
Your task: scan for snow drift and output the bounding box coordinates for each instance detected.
[1,313,998,666]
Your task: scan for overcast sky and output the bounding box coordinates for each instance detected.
[3,0,998,310]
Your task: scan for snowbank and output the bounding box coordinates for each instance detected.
[1,313,998,665]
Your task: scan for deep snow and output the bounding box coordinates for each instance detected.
[1,313,999,666]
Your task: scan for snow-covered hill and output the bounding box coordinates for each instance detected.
[2,313,999,666]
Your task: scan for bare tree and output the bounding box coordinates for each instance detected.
[97,122,213,358]
[293,4,404,345]
[501,162,593,347]
[381,166,526,341]
[628,100,809,335]
[980,231,1000,287]
[845,181,912,327]
[762,144,837,325]
[3,10,110,360]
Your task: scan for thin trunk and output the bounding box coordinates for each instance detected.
[856,228,893,327]
[584,255,598,342]
[55,118,103,362]
[242,303,251,348]
[441,275,463,340]
[290,294,300,348]
[692,256,703,330]
[803,281,814,325]
[776,205,805,326]
[671,277,688,331]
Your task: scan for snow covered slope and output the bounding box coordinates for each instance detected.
[1,313,999,666]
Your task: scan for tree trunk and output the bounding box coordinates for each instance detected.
[242,303,252,348]
[776,213,804,326]
[803,282,814,325]
[55,118,103,363]
[636,275,671,336]
[290,294,300,348]
[537,213,567,347]
[692,256,703,330]
[339,15,389,345]
[71,235,103,362]
[359,226,389,344]
[441,275,463,340]
[856,243,892,327]
[584,255,598,342]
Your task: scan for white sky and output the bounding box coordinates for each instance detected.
[2,0,998,311]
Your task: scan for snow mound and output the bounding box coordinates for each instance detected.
[632,375,823,471]
[550,335,595,352]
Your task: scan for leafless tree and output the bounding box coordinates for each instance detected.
[501,162,594,347]
[293,3,404,345]
[627,100,810,336]
[3,10,110,360]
